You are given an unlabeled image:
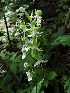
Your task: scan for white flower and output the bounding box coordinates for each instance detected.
[28,31,36,37]
[16,9,19,12]
[29,46,43,51]
[30,13,34,18]
[2,38,6,43]
[22,46,29,52]
[26,71,32,81]
[34,60,41,67]
[22,53,26,59]
[23,28,27,32]
[34,60,48,67]
[15,32,20,36]
[25,47,29,52]
[32,31,36,36]
[37,31,43,36]
[22,47,25,53]
[1,70,7,73]
[28,34,32,37]
[24,62,29,68]
[36,16,42,27]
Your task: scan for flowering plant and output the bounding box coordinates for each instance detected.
[16,7,48,82]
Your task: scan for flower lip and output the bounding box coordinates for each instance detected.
[26,71,32,81]
[24,62,29,68]
[34,60,48,67]
[25,47,29,52]
[22,53,26,59]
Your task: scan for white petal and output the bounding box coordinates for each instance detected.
[25,47,29,52]
[26,71,32,81]
[24,62,29,68]
[22,53,26,59]
[28,35,32,37]
[28,76,32,81]
[34,60,48,67]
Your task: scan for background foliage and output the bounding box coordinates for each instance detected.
[0,0,70,93]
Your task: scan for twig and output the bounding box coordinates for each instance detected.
[4,14,12,48]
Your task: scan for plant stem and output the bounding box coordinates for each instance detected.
[24,32,25,40]
[4,14,12,48]
[36,74,37,93]
[36,34,37,43]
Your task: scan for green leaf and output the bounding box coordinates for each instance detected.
[0,12,5,20]
[17,89,24,93]
[0,49,6,60]
[50,26,65,41]
[43,79,49,88]
[10,63,17,74]
[24,55,34,65]
[10,52,17,61]
[64,78,70,89]
[31,79,44,93]
[17,42,22,49]
[67,85,70,93]
[7,85,14,93]
[47,71,57,80]
[31,18,36,26]
[51,35,70,47]
[25,11,32,21]
[41,91,44,93]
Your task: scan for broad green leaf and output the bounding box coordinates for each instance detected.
[0,12,5,20]
[43,79,49,88]
[50,26,65,41]
[10,63,17,74]
[10,52,17,61]
[24,55,34,65]
[51,35,70,47]
[17,42,22,49]
[0,49,6,60]
[47,71,57,80]
[31,78,44,93]
[19,62,24,71]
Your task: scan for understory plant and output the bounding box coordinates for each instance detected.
[0,0,70,93]
[17,7,48,92]
[0,6,57,93]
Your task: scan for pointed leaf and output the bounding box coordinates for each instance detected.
[47,71,57,80]
[0,12,5,20]
[31,79,44,93]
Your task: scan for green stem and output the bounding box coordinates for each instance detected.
[24,32,25,40]
[36,74,37,93]
[36,34,37,43]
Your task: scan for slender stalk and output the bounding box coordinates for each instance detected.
[24,32,25,40]
[4,14,12,48]
[36,74,37,93]
[36,34,37,43]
